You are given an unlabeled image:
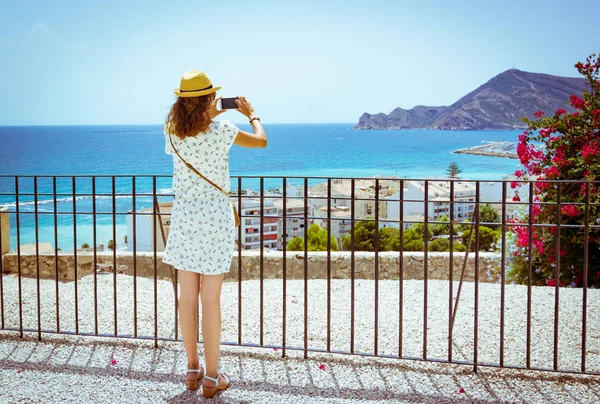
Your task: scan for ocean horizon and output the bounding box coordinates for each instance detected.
[0,123,522,250]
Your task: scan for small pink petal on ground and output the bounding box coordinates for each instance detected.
[17,370,21,374]
[318,364,326,371]
[111,358,117,365]
[459,387,466,393]
[273,348,279,351]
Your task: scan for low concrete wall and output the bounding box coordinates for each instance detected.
[1,251,502,283]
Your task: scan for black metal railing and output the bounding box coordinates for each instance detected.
[0,175,599,376]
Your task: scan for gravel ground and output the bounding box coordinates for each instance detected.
[1,333,600,403]
[1,274,600,402]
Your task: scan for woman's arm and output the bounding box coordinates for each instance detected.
[233,96,267,148]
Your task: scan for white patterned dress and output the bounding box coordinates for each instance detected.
[162,120,239,274]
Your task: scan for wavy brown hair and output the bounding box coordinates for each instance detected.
[165,93,215,138]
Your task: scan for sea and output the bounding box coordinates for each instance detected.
[0,124,522,251]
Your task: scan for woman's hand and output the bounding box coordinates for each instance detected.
[235,96,256,119]
[208,97,227,119]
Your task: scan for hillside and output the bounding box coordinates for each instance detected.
[355,69,589,130]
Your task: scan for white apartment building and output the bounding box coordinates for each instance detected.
[386,180,477,222]
[273,198,307,250]
[126,201,173,252]
[310,178,393,219]
[238,198,279,250]
[313,205,352,242]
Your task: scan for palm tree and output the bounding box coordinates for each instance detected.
[108,240,114,251]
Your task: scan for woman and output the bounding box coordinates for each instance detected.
[162,70,267,397]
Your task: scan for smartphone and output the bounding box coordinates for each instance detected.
[220,97,238,110]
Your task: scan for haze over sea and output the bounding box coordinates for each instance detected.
[0,124,521,250]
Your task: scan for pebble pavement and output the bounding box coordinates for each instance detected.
[1,274,599,403]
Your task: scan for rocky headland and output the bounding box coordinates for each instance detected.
[356,69,588,130]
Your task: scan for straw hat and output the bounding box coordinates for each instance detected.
[174,70,221,97]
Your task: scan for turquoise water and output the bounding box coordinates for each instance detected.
[0,124,521,249]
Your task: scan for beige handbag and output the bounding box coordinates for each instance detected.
[169,134,241,227]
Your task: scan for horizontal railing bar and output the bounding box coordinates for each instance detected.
[3,174,600,184]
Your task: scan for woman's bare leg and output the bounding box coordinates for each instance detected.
[200,273,225,384]
[178,270,201,369]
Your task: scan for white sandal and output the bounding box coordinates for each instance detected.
[202,371,230,398]
[186,367,204,391]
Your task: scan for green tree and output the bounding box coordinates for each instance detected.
[428,238,449,252]
[287,223,339,251]
[124,235,128,244]
[108,240,115,251]
[461,227,500,252]
[412,222,431,240]
[401,227,424,251]
[341,221,402,251]
[446,162,462,179]
[81,243,90,249]
[477,204,501,230]
[431,214,450,236]
[427,237,468,252]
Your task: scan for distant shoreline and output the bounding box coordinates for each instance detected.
[453,141,518,159]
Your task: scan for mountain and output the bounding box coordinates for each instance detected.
[355,69,589,130]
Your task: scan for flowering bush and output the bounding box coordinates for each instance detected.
[507,53,600,288]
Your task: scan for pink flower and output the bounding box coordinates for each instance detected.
[273,348,279,352]
[570,95,585,109]
[544,166,560,179]
[534,110,545,118]
[512,195,521,202]
[510,181,519,189]
[515,170,524,177]
[581,144,599,159]
[561,205,580,218]
[547,278,564,287]
[556,108,567,115]
[459,387,466,393]
[111,358,117,365]
[318,364,326,371]
[592,110,600,120]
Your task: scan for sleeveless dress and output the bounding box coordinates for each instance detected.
[162,120,239,274]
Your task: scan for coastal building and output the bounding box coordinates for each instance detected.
[380,214,425,230]
[273,198,306,250]
[312,205,352,243]
[126,201,173,252]
[387,180,477,222]
[238,198,279,250]
[310,178,394,219]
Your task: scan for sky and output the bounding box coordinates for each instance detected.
[0,0,598,125]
